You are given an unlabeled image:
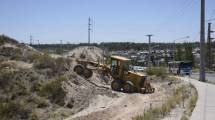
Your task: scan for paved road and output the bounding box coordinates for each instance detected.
[181,77,215,120]
[191,72,215,84]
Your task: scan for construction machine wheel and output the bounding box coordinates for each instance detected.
[74,64,84,75]
[123,81,135,93]
[111,80,123,91]
[83,68,93,78]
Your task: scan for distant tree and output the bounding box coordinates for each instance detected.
[175,44,183,61]
[184,42,195,66]
[164,49,168,65]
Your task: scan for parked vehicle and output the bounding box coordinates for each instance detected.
[168,61,192,75]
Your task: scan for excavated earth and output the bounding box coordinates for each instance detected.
[64,46,182,120]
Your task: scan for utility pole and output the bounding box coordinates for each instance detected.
[88,17,92,44]
[200,0,206,82]
[207,23,214,69]
[60,40,63,55]
[146,34,153,67]
[37,40,40,49]
[30,35,33,46]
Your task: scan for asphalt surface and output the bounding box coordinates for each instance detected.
[181,77,215,120]
[191,72,215,84]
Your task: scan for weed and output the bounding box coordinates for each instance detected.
[34,52,55,69]
[181,114,188,120]
[187,85,198,116]
[0,70,14,88]
[80,53,86,59]
[132,85,189,120]
[33,53,71,74]
[0,101,29,120]
[38,76,68,106]
[145,67,168,79]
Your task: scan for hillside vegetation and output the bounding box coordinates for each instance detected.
[0,35,115,120]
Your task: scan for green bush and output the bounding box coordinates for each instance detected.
[34,52,55,69]
[33,53,71,74]
[0,70,14,88]
[38,76,68,106]
[54,57,71,72]
[12,48,22,60]
[0,35,19,45]
[0,101,29,120]
[181,114,188,120]
[145,67,167,78]
[28,52,41,63]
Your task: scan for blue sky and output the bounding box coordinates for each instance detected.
[0,0,214,44]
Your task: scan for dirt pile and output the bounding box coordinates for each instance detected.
[0,36,40,62]
[0,35,116,120]
[63,73,116,113]
[63,45,116,115]
[65,46,104,62]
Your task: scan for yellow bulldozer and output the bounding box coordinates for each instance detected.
[73,55,155,93]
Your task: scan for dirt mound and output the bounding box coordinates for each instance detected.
[66,46,104,62]
[63,73,117,113]
[0,37,40,62]
[0,37,116,120]
[0,35,19,45]
[62,46,118,117]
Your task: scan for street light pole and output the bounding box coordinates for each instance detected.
[200,0,206,82]
[146,34,153,67]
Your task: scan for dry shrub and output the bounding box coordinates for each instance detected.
[181,114,188,120]
[28,52,41,63]
[53,57,71,73]
[34,52,55,69]
[145,67,167,79]
[33,53,71,74]
[80,53,86,59]
[0,101,29,120]
[132,85,190,120]
[0,69,14,88]
[38,76,68,106]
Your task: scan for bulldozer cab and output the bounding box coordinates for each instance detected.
[110,56,131,79]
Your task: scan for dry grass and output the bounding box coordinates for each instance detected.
[38,76,68,106]
[33,52,71,74]
[180,84,198,120]
[145,67,168,79]
[180,114,188,120]
[0,101,29,120]
[132,85,189,120]
[33,52,56,69]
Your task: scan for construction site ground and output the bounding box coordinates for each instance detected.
[0,41,184,120]
[65,79,180,120]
